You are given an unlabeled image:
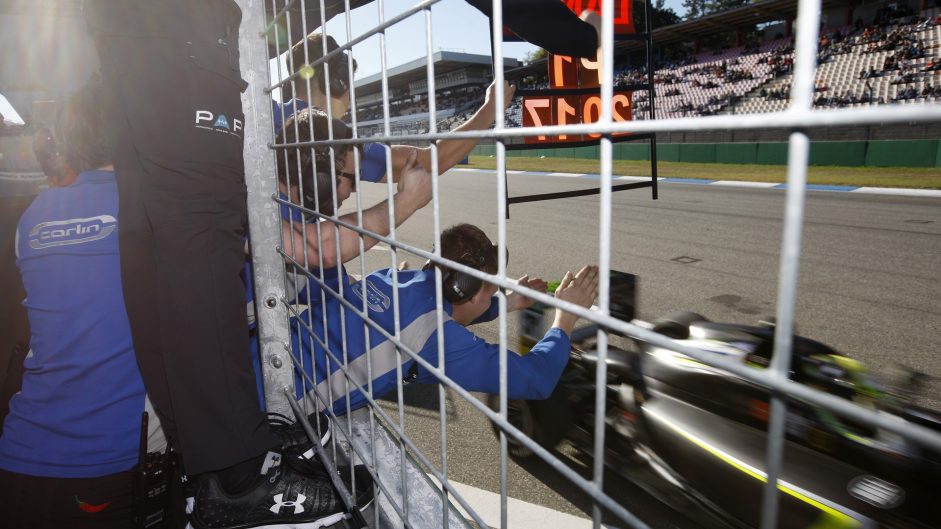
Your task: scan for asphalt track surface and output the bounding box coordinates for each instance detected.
[331,169,941,529]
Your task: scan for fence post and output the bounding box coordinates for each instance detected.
[237,0,295,418]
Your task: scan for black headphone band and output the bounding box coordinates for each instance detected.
[459,251,486,268]
[322,53,352,95]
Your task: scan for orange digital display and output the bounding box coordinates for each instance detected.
[522,91,633,144]
[519,0,636,146]
[548,54,602,89]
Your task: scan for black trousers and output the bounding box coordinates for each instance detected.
[0,468,135,529]
[84,0,277,475]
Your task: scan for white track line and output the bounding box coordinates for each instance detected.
[709,180,779,188]
[852,187,941,197]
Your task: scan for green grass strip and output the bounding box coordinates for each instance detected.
[464,156,941,189]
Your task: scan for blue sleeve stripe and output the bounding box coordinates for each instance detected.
[360,143,388,183]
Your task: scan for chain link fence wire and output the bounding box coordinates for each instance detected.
[239,0,941,528]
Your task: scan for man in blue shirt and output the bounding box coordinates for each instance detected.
[271,36,514,309]
[274,108,433,306]
[286,223,598,416]
[275,32,516,184]
[0,77,167,529]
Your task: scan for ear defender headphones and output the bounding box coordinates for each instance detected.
[423,243,504,304]
[323,52,352,97]
[300,171,337,217]
[299,153,342,218]
[312,49,353,99]
[442,250,489,304]
[292,34,356,100]
[294,116,356,219]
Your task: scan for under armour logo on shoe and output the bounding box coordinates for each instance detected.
[270,493,306,515]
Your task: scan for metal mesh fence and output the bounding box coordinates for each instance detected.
[238,1,941,528]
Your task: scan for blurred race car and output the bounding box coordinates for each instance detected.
[489,276,941,529]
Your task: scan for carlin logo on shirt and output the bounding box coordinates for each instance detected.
[352,280,391,313]
[195,110,243,138]
[28,215,116,250]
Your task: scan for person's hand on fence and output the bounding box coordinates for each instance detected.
[579,9,602,43]
[484,80,517,116]
[396,150,433,209]
[552,265,599,334]
[507,274,548,312]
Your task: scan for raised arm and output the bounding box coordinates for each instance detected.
[414,266,598,400]
[471,275,549,325]
[550,265,599,335]
[417,320,572,401]
[282,151,432,268]
[384,80,517,182]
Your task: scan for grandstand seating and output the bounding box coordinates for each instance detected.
[355,86,486,136]
[353,13,941,139]
[734,21,941,114]
[631,37,793,119]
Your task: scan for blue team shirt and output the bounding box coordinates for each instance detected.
[272,99,309,136]
[0,170,146,478]
[261,269,571,414]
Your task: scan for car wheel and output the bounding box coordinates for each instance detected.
[487,395,538,458]
[506,399,540,458]
[487,387,572,459]
[652,311,709,339]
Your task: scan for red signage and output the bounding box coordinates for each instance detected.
[563,0,635,36]
[503,0,635,42]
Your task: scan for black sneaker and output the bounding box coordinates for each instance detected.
[268,412,331,456]
[191,452,374,529]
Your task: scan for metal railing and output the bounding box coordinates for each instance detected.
[237,1,941,528]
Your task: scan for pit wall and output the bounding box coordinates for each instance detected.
[471,140,941,168]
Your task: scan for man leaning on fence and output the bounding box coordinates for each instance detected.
[270,107,433,309]
[275,32,516,184]
[270,34,516,309]
[281,223,599,416]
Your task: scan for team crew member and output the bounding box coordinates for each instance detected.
[269,36,513,309]
[0,126,74,428]
[0,77,167,529]
[83,2,362,527]
[269,108,432,306]
[243,106,431,352]
[287,223,599,414]
[245,106,432,329]
[247,107,433,408]
[275,33,516,184]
